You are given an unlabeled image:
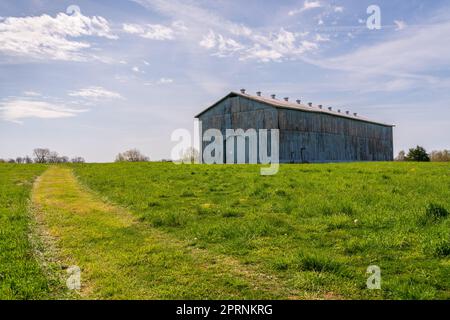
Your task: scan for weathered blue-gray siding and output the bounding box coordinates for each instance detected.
[197,95,393,163]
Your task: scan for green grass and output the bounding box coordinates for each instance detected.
[31,167,288,299]
[1,162,449,300]
[0,164,50,299]
[70,162,450,299]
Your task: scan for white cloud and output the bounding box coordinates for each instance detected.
[157,77,173,84]
[201,28,318,62]
[23,91,42,97]
[229,24,253,37]
[394,20,407,31]
[303,20,450,91]
[334,6,344,13]
[199,30,244,57]
[199,30,217,49]
[144,77,174,85]
[243,48,283,62]
[135,0,321,62]
[288,1,322,16]
[171,20,188,32]
[68,86,123,100]
[114,74,132,83]
[0,99,86,123]
[122,21,186,40]
[122,23,143,34]
[0,11,117,61]
[132,66,143,73]
[315,34,330,42]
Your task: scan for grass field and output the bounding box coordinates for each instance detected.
[0,164,50,299]
[71,162,450,299]
[0,162,449,299]
[32,167,285,299]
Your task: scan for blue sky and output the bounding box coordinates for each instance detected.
[1,0,449,161]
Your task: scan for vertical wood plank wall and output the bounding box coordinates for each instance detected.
[198,95,393,163]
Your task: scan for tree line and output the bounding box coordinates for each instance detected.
[3,146,446,164]
[0,148,154,164]
[395,146,450,162]
[113,148,198,163]
[0,148,85,164]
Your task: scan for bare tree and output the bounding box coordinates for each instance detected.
[24,155,33,164]
[395,150,406,161]
[430,150,450,162]
[33,148,51,163]
[0,159,5,163]
[59,156,69,163]
[115,153,125,162]
[7,159,16,163]
[115,149,149,162]
[47,151,60,163]
[16,157,24,164]
[181,147,200,164]
[71,157,85,163]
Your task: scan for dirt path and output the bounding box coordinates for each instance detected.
[32,166,294,299]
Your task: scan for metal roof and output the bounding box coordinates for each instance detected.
[195,91,395,127]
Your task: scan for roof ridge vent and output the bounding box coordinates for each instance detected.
[328,107,332,111]
[284,97,289,102]
[318,104,323,109]
[296,99,301,104]
[256,91,261,97]
[308,102,313,107]
[271,94,276,99]
[240,88,246,94]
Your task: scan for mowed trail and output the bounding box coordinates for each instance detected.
[32,166,293,299]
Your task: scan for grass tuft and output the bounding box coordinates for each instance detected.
[434,238,450,257]
[425,203,449,221]
[297,253,347,276]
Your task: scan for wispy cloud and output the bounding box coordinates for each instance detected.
[122,20,187,40]
[68,86,123,100]
[315,34,330,42]
[288,1,322,16]
[0,11,117,61]
[303,20,450,91]
[157,77,173,84]
[144,77,174,85]
[134,0,321,62]
[199,30,244,57]
[394,20,407,31]
[198,27,318,62]
[0,98,86,123]
[132,66,144,73]
[123,23,174,40]
[23,91,42,97]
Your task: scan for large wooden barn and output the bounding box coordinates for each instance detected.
[195,90,394,163]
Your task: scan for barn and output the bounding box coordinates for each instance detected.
[195,90,394,164]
